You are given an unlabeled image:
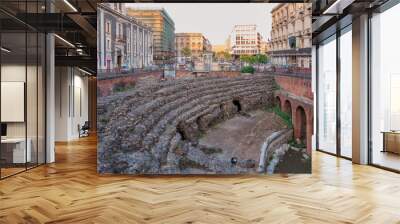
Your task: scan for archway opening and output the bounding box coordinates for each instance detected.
[295,106,307,144]
[232,99,242,112]
[283,100,292,119]
[275,96,281,109]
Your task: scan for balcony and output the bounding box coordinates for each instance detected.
[115,35,126,43]
[269,47,312,57]
[267,65,311,80]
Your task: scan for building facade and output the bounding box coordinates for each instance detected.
[127,8,175,65]
[268,3,312,69]
[211,44,227,54]
[260,41,269,54]
[97,3,153,73]
[175,33,212,64]
[230,25,261,56]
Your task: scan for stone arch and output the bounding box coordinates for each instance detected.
[295,106,307,144]
[275,96,281,109]
[283,100,292,119]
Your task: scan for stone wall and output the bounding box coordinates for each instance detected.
[275,75,313,100]
[97,74,276,174]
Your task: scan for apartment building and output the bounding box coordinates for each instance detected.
[127,7,175,65]
[97,3,153,73]
[175,33,212,63]
[268,3,312,69]
[230,24,262,56]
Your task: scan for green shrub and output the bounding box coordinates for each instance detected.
[112,80,135,93]
[240,65,255,74]
[288,138,306,148]
[266,106,293,128]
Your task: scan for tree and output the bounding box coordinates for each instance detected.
[181,47,191,57]
[214,51,231,62]
[240,54,268,65]
[255,54,268,64]
[240,55,252,64]
[223,51,231,61]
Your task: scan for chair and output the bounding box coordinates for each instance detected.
[78,121,90,138]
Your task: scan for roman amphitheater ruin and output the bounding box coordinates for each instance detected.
[97,74,307,174]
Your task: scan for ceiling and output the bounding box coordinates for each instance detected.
[0,0,98,74]
[312,0,390,44]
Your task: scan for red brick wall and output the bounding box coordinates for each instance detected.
[98,71,242,97]
[275,76,313,100]
[276,93,313,155]
[98,71,162,97]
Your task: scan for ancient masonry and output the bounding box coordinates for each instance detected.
[98,74,276,174]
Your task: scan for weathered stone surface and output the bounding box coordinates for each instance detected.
[177,121,199,142]
[98,74,276,174]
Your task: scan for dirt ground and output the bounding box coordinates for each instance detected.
[199,110,286,164]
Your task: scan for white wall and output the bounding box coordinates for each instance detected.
[54,67,89,141]
[1,65,32,138]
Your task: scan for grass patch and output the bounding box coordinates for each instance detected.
[265,106,292,128]
[288,138,306,148]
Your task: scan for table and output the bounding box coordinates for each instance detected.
[382,131,400,154]
[1,138,31,163]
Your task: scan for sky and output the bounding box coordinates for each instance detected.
[127,3,277,45]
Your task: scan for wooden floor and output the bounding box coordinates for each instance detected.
[1,136,400,224]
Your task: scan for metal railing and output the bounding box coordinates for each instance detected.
[261,66,311,80]
[97,67,162,80]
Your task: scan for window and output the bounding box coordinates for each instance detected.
[105,21,111,34]
[317,35,337,154]
[340,26,352,158]
[107,39,111,50]
[370,3,400,171]
[1,6,46,179]
[119,24,123,38]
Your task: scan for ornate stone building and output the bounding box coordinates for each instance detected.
[268,3,313,154]
[175,33,212,64]
[97,3,153,72]
[268,3,312,69]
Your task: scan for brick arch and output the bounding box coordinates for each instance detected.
[283,100,292,119]
[295,105,307,144]
[275,91,313,155]
[275,96,282,109]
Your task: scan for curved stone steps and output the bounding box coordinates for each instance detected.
[148,91,271,156]
[127,85,270,152]
[118,75,272,125]
[135,80,271,136]
[108,78,272,149]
